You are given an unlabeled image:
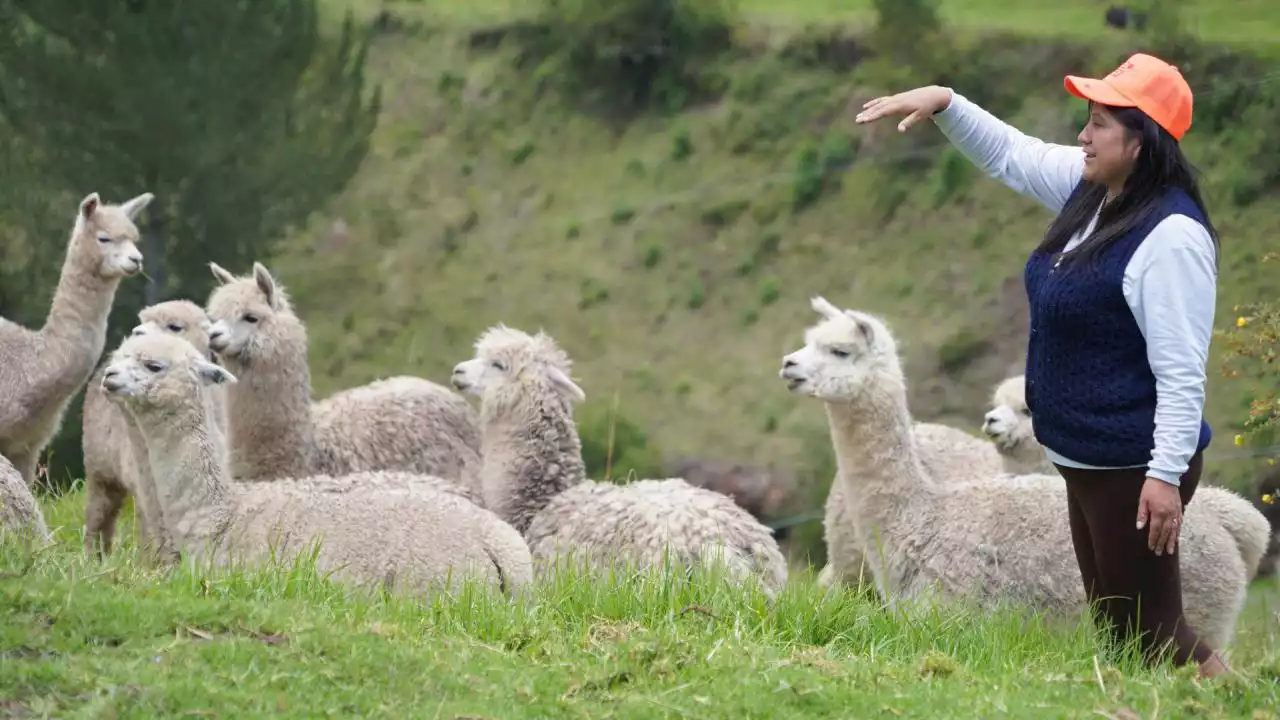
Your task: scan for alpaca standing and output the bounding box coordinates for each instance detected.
[780,296,1250,650]
[983,374,1272,580]
[817,421,1004,588]
[82,299,224,560]
[1,452,51,543]
[451,325,788,597]
[0,192,152,488]
[99,332,533,597]
[204,262,481,498]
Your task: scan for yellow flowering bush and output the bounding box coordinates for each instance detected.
[1217,252,1280,438]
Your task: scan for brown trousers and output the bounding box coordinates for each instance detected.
[1054,450,1213,667]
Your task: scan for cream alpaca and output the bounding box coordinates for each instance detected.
[982,373,1271,580]
[82,299,225,560]
[205,262,481,497]
[1,452,51,544]
[451,325,788,597]
[817,421,1005,589]
[780,296,1251,650]
[0,192,152,488]
[100,332,533,597]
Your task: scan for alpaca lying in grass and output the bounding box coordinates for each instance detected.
[205,262,481,501]
[1,452,50,544]
[100,331,533,597]
[451,324,788,597]
[82,299,224,561]
[0,191,152,489]
[780,296,1252,650]
[982,373,1272,580]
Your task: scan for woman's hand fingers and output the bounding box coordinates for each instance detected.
[898,108,926,132]
[1165,514,1180,555]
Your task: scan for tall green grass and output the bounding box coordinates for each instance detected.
[3,489,1279,717]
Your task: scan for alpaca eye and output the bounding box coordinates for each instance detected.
[831,348,851,359]
[167,324,183,332]
[144,361,164,373]
[491,360,507,372]
[243,313,259,324]
[96,234,111,244]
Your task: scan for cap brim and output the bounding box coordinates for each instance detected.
[1063,75,1137,108]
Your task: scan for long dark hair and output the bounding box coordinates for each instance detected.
[1036,102,1220,269]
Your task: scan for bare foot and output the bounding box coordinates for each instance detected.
[1198,651,1231,678]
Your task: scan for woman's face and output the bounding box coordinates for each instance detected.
[1077,104,1141,191]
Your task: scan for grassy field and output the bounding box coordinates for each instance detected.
[258,0,1280,525]
[3,490,1280,717]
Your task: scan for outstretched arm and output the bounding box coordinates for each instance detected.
[930,91,1086,214]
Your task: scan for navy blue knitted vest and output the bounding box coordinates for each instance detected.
[1023,184,1213,468]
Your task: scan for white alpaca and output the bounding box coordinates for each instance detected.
[817,421,1004,589]
[780,296,1251,650]
[204,262,482,501]
[451,325,788,597]
[99,332,533,597]
[1,452,51,544]
[0,191,152,488]
[982,373,1272,580]
[82,299,226,560]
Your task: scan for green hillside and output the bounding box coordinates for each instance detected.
[264,0,1280,533]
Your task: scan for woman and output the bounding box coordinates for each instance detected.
[854,53,1229,677]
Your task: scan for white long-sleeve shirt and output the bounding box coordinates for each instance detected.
[931,91,1218,486]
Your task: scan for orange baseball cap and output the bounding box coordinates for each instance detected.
[1063,53,1194,141]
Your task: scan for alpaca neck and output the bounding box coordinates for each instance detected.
[40,237,121,377]
[824,385,936,538]
[223,331,315,479]
[132,401,235,556]
[481,395,586,534]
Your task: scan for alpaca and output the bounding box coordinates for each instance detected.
[204,262,482,499]
[0,191,153,488]
[1,452,51,544]
[780,296,1251,650]
[451,324,788,597]
[99,332,533,597]
[82,299,225,560]
[817,421,1005,589]
[982,374,1273,580]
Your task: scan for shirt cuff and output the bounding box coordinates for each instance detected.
[1146,467,1183,487]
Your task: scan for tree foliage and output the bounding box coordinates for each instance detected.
[0,0,381,486]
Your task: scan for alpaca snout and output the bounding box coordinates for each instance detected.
[449,364,470,391]
[208,325,229,352]
[101,370,126,394]
[122,252,143,275]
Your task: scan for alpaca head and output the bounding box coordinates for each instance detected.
[451,324,586,413]
[982,375,1037,454]
[779,296,902,402]
[205,261,299,364]
[73,191,153,279]
[131,300,216,358]
[101,332,236,414]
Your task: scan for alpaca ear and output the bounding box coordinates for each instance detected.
[810,296,842,321]
[194,359,237,386]
[845,311,877,348]
[120,192,155,221]
[80,192,101,219]
[209,262,236,286]
[252,262,281,310]
[547,366,586,403]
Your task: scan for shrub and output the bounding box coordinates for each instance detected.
[1218,253,1280,439]
[532,0,738,112]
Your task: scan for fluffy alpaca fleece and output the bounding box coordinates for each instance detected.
[100,332,533,597]
[0,191,152,488]
[1,452,51,544]
[451,325,788,597]
[204,262,481,499]
[82,299,225,560]
[817,422,1004,589]
[982,374,1272,580]
[780,296,1251,650]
